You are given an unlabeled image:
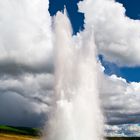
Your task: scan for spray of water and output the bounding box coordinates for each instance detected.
[42,10,104,140]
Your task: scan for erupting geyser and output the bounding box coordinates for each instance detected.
[42,10,104,140]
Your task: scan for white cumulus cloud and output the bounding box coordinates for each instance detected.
[79,0,140,66]
[0,0,54,127]
[100,72,140,125]
[0,0,53,74]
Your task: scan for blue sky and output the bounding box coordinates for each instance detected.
[49,0,84,34]
[49,0,140,82]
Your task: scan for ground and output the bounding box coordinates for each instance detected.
[0,125,40,140]
[0,133,39,140]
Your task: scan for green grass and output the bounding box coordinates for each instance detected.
[0,125,40,136]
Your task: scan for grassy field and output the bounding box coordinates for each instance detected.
[0,133,39,140]
[0,125,40,136]
[0,125,40,140]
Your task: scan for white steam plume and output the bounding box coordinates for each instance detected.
[42,10,104,140]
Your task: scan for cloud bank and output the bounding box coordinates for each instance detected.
[0,0,53,127]
[100,73,140,125]
[105,124,140,137]
[79,0,140,66]
[0,0,53,75]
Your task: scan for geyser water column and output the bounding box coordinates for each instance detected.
[42,10,104,140]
